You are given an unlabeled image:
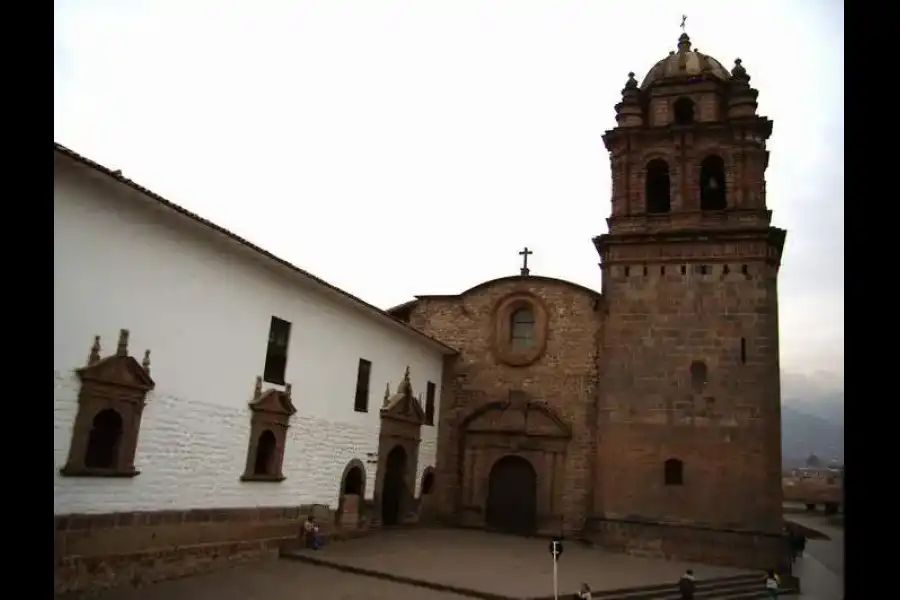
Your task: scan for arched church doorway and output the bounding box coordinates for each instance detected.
[381,445,407,526]
[343,465,363,496]
[485,455,537,536]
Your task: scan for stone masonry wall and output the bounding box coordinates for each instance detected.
[597,257,782,534]
[408,277,604,534]
[54,504,342,595]
[585,517,790,571]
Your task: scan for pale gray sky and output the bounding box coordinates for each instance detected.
[54,0,843,388]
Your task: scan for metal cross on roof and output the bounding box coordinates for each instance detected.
[518,247,533,276]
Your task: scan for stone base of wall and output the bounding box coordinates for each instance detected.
[54,505,339,596]
[583,517,791,572]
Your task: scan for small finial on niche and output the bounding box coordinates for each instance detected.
[116,329,130,356]
[88,335,101,365]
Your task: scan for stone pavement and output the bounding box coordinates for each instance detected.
[284,528,752,598]
[61,524,846,600]
[785,513,844,600]
[58,559,470,600]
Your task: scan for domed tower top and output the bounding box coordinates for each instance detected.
[639,32,731,89]
[602,26,775,233]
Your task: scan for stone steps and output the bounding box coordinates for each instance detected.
[529,573,799,600]
[281,551,799,600]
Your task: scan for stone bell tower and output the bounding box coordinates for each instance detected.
[590,32,789,568]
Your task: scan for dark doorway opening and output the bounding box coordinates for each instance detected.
[381,445,408,526]
[645,159,671,214]
[485,455,537,536]
[700,155,727,210]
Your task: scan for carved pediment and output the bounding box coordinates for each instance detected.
[249,377,296,416]
[461,394,572,439]
[76,330,155,391]
[381,366,425,425]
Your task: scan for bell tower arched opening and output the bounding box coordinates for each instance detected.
[700,155,727,210]
[673,97,695,125]
[645,159,671,214]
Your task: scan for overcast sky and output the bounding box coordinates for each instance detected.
[54,0,843,389]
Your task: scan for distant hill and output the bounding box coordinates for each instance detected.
[780,372,843,467]
[781,403,844,468]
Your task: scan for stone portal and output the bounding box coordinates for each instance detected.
[457,393,572,534]
[373,367,425,527]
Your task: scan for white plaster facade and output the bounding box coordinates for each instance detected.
[53,148,452,515]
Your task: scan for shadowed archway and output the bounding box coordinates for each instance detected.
[421,467,435,496]
[342,463,364,496]
[337,459,367,528]
[381,445,408,526]
[485,455,537,536]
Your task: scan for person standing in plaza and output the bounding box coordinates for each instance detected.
[678,569,696,600]
[765,569,779,599]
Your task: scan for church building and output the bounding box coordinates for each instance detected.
[54,29,787,596]
[390,31,787,569]
[54,144,454,594]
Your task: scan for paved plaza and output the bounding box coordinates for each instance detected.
[786,513,844,600]
[59,559,470,600]
[62,524,845,600]
[284,528,750,598]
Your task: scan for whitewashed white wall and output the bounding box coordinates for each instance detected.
[53,155,446,515]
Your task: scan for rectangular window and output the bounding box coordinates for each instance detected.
[425,381,436,426]
[263,317,291,384]
[354,359,372,413]
[510,308,535,349]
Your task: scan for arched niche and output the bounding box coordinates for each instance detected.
[60,329,154,478]
[337,459,367,529]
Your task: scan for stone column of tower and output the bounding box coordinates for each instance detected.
[592,33,788,568]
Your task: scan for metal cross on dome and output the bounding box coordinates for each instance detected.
[680,14,687,31]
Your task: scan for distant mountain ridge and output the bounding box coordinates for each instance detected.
[780,372,843,467]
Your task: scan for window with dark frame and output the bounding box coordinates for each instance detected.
[354,358,372,412]
[510,308,535,349]
[425,381,436,426]
[664,458,684,486]
[263,317,292,384]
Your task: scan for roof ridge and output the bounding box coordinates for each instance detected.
[53,143,457,356]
